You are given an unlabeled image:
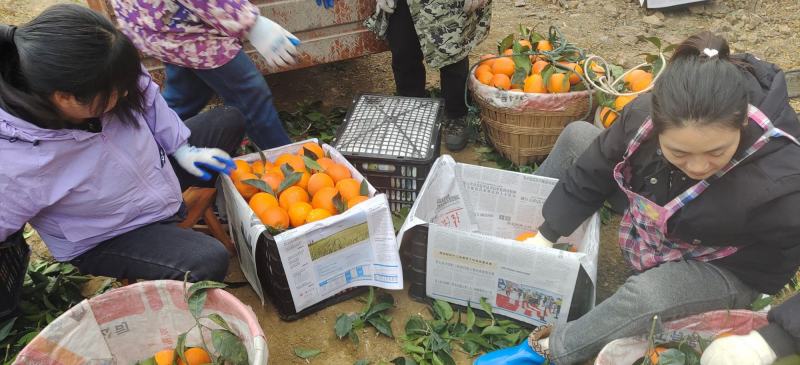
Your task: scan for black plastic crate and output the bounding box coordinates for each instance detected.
[333,94,442,212]
[400,224,594,322]
[253,232,367,321]
[1,229,31,320]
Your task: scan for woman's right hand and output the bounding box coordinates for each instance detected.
[246,16,300,69]
[376,0,396,14]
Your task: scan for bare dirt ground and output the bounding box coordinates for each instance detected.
[3,0,799,364]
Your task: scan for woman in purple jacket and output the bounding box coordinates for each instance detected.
[0,5,243,282]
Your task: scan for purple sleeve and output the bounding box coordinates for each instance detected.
[140,73,191,154]
[0,184,39,242]
[176,0,260,39]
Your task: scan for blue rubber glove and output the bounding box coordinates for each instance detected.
[172,144,235,181]
[315,0,335,8]
[473,340,546,365]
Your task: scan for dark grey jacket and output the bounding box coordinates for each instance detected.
[758,293,800,358]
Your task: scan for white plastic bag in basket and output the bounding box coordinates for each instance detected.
[15,280,267,365]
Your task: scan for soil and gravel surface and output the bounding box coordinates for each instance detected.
[3,0,798,363]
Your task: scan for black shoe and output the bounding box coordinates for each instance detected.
[445,117,469,152]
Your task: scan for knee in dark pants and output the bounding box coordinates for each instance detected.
[212,106,247,140]
[186,239,230,282]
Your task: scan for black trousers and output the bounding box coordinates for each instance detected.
[386,0,469,119]
[72,107,246,282]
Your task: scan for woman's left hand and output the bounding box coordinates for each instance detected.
[463,0,488,13]
[172,144,235,181]
[246,16,300,69]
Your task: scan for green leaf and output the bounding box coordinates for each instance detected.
[479,297,495,321]
[658,348,687,365]
[175,332,188,365]
[481,325,508,336]
[432,300,454,321]
[402,342,426,355]
[136,357,157,365]
[303,155,323,171]
[335,314,355,339]
[333,192,346,214]
[391,357,418,365]
[750,295,773,311]
[609,64,626,79]
[637,35,662,50]
[361,287,376,316]
[16,330,39,346]
[367,317,394,338]
[187,291,207,318]
[303,147,320,160]
[187,280,227,298]
[428,331,449,352]
[349,329,360,345]
[212,329,250,365]
[207,313,233,332]
[772,355,800,365]
[277,172,302,194]
[435,350,456,365]
[541,64,555,89]
[354,360,370,365]
[244,179,275,196]
[663,44,678,53]
[405,315,428,336]
[365,302,394,319]
[293,347,322,360]
[466,306,476,331]
[497,34,514,54]
[359,180,370,196]
[0,317,17,342]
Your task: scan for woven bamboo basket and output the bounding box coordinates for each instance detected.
[469,74,595,166]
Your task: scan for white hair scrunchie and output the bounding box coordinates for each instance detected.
[703,48,719,58]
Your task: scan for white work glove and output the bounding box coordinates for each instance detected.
[246,16,300,69]
[700,331,777,365]
[520,233,554,248]
[376,0,395,14]
[463,0,488,12]
[172,144,235,181]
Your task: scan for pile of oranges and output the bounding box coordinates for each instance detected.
[474,39,592,94]
[229,142,370,232]
[140,347,210,365]
[596,69,653,128]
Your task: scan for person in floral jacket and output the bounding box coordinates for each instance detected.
[112,0,306,149]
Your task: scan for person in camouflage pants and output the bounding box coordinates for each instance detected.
[366,0,491,151]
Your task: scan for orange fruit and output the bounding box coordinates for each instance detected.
[532,60,549,75]
[233,160,252,174]
[523,74,547,93]
[316,157,336,172]
[647,346,668,365]
[249,192,279,217]
[154,349,175,365]
[536,40,553,51]
[178,347,212,365]
[288,201,313,227]
[475,64,492,76]
[628,71,653,92]
[274,153,306,173]
[298,142,325,159]
[599,106,618,128]
[347,195,369,210]
[307,172,335,196]
[261,172,283,192]
[312,186,340,214]
[558,61,583,85]
[518,39,532,49]
[258,206,289,230]
[326,163,352,183]
[515,231,538,241]
[476,69,494,85]
[294,171,311,190]
[480,54,496,68]
[251,160,267,176]
[234,172,259,200]
[336,178,362,201]
[589,60,605,76]
[491,74,512,90]
[279,186,310,211]
[491,57,515,77]
[623,69,648,84]
[502,48,514,56]
[306,208,333,223]
[267,165,285,178]
[614,95,637,111]
[547,73,570,93]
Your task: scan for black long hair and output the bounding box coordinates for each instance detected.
[0,4,144,129]
[651,32,749,133]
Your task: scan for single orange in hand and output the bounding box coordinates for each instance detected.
[326,163,352,183]
[279,186,310,211]
[306,208,333,223]
[523,74,547,93]
[233,160,251,174]
[307,172,335,196]
[336,178,362,201]
[274,153,306,173]
[547,73,570,93]
[491,74,512,90]
[258,206,289,230]
[178,347,212,365]
[288,201,313,227]
[234,172,259,200]
[312,186,340,214]
[153,349,175,365]
[298,142,325,159]
[347,195,369,209]
[491,57,516,77]
[515,231,538,241]
[249,192,279,217]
